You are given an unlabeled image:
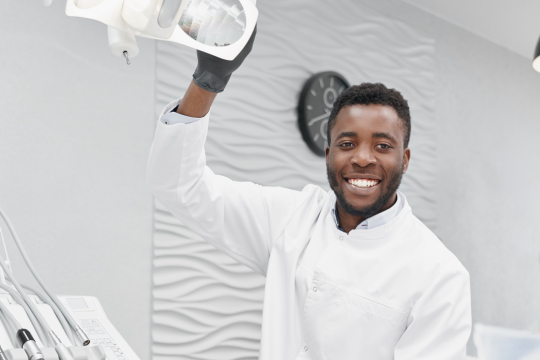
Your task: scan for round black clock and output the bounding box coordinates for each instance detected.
[298,71,350,156]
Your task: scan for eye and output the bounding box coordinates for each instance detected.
[339,142,354,148]
[377,144,392,149]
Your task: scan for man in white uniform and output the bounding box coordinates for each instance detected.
[147,30,471,359]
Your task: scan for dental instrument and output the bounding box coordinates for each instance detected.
[0,284,48,348]
[0,254,74,360]
[0,301,45,360]
[0,205,136,360]
[0,346,7,360]
[0,207,90,348]
[22,286,75,346]
[16,329,45,360]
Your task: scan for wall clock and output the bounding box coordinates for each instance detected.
[298,71,350,156]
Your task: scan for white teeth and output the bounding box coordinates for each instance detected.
[348,179,378,188]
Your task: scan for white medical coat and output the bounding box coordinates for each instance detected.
[147,99,472,360]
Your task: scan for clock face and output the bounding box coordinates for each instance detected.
[298,71,350,156]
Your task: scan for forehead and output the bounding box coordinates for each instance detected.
[332,104,404,141]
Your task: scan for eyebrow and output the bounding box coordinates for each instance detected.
[336,131,357,140]
[372,132,397,143]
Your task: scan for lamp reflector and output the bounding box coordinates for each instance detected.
[179,0,246,47]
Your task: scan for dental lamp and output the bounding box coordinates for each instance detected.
[59,0,258,64]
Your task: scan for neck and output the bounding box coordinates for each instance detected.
[337,192,398,233]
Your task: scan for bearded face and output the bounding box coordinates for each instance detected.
[325,104,410,224]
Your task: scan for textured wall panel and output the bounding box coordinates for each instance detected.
[152,0,436,359]
[152,201,264,360]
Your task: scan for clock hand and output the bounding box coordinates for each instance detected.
[308,109,331,126]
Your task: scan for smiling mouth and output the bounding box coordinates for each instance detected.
[347,178,381,189]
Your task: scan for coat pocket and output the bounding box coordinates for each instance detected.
[313,281,409,360]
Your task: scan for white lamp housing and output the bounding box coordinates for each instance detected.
[121,0,186,39]
[65,0,258,62]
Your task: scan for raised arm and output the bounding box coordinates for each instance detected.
[147,27,319,275]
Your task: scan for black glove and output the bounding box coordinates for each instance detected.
[192,25,257,93]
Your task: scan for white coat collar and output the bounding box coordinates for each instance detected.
[328,190,413,240]
[332,191,405,231]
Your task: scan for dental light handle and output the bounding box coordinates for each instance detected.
[0,207,90,346]
[107,26,139,65]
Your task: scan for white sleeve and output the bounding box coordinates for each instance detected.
[393,266,472,360]
[161,103,201,125]
[147,99,311,275]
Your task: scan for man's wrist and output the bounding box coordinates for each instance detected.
[192,67,230,94]
[176,80,217,118]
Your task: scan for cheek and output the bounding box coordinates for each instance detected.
[330,149,351,164]
[380,155,403,174]
[329,155,349,176]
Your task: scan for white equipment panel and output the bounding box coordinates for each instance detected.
[58,296,139,360]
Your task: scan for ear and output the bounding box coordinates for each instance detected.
[402,148,411,174]
[325,145,330,165]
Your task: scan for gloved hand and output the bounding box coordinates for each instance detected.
[192,25,257,93]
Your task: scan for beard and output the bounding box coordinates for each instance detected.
[326,163,403,219]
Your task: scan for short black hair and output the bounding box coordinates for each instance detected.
[327,83,411,148]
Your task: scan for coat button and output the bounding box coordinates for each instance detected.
[339,236,344,240]
[303,346,308,351]
[313,286,317,292]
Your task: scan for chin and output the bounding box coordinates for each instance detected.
[349,199,378,211]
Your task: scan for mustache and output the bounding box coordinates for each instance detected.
[326,163,403,218]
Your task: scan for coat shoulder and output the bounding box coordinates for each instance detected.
[301,184,330,202]
[406,214,468,276]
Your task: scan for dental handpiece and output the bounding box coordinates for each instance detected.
[17,329,44,360]
[0,207,90,346]
[0,345,7,360]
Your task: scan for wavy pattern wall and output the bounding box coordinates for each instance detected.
[152,1,436,359]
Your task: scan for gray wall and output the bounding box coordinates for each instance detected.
[435,9,540,350]
[0,1,155,357]
[366,0,540,353]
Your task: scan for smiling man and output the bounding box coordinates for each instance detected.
[147,31,471,360]
[325,88,412,234]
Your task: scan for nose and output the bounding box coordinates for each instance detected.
[351,144,376,167]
